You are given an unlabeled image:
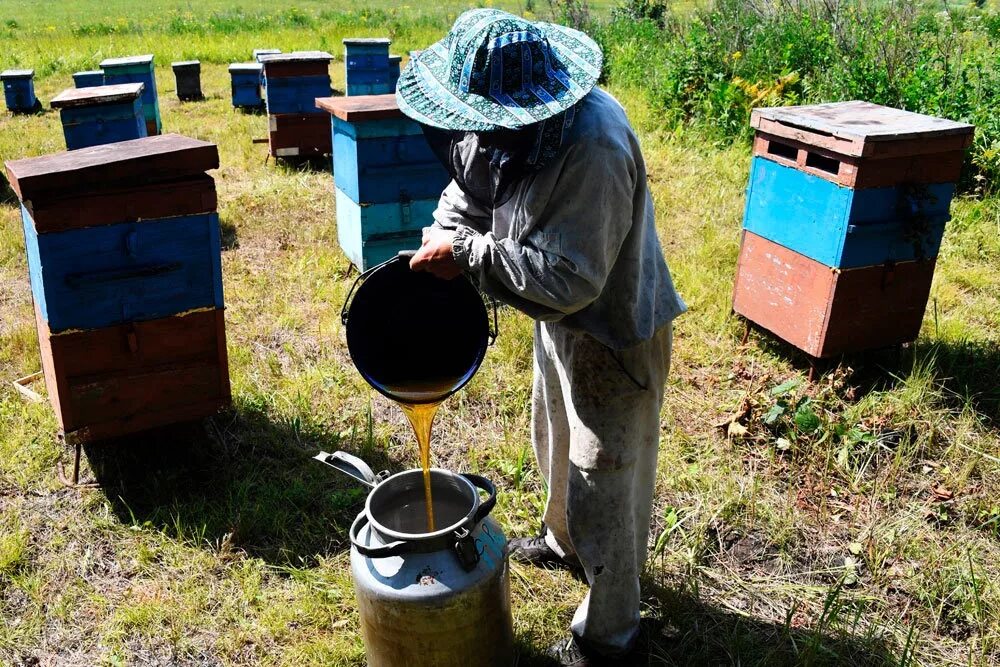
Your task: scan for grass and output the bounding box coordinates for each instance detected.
[1,1,999,666]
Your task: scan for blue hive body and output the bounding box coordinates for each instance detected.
[100,55,162,135]
[73,71,105,88]
[742,157,954,269]
[264,75,331,114]
[22,208,224,334]
[51,83,147,151]
[229,63,264,109]
[316,94,451,270]
[1,69,37,113]
[344,38,392,96]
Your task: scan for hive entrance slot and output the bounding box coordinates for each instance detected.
[805,151,840,175]
[766,139,798,162]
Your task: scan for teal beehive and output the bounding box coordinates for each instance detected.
[2,69,37,113]
[50,83,147,150]
[316,94,450,270]
[100,55,161,135]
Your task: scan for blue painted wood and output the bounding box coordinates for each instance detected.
[264,75,331,114]
[743,157,954,268]
[333,116,448,204]
[1,71,37,112]
[229,66,263,108]
[335,188,435,270]
[389,55,401,90]
[101,59,161,133]
[22,207,224,333]
[60,97,147,150]
[73,71,105,88]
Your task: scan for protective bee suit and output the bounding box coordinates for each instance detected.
[427,86,686,656]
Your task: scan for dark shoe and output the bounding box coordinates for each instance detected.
[508,526,582,572]
[547,635,626,666]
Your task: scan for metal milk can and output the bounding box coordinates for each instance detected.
[315,451,515,666]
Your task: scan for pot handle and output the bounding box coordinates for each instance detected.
[349,511,415,559]
[341,254,405,326]
[313,450,381,489]
[461,473,498,523]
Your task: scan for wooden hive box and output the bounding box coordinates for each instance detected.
[745,101,974,269]
[228,63,263,109]
[1,69,37,113]
[5,134,230,444]
[100,55,162,136]
[733,231,936,358]
[72,70,104,88]
[344,38,392,96]
[260,52,333,116]
[266,113,331,158]
[171,61,203,101]
[50,83,147,151]
[316,94,449,269]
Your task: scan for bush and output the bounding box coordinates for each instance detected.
[599,0,1000,192]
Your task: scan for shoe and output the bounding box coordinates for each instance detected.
[546,635,626,666]
[508,525,582,572]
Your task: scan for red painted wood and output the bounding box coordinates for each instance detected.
[753,133,966,189]
[733,231,935,358]
[268,114,331,156]
[4,134,217,201]
[36,308,230,437]
[25,175,217,233]
[263,61,331,78]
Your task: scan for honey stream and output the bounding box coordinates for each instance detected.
[397,400,441,533]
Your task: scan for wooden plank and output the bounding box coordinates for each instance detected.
[733,231,835,358]
[4,134,218,201]
[753,133,967,188]
[12,372,45,404]
[171,61,200,69]
[39,309,230,433]
[733,232,936,358]
[229,62,263,73]
[316,94,402,122]
[752,101,974,151]
[50,84,143,109]
[63,397,230,445]
[263,61,331,78]
[25,174,216,234]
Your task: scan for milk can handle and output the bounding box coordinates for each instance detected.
[349,511,414,558]
[461,473,497,523]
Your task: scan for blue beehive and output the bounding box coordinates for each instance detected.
[344,38,392,96]
[1,69,37,113]
[50,83,147,150]
[316,94,450,270]
[254,49,281,93]
[73,70,104,88]
[260,51,332,115]
[229,63,263,109]
[734,101,975,358]
[100,55,161,135]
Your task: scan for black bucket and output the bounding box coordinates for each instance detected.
[341,253,497,404]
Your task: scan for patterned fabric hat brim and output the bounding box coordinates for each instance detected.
[396,10,603,132]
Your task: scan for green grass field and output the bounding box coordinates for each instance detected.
[1,1,999,666]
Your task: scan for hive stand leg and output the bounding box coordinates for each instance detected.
[740,319,752,346]
[808,359,819,383]
[57,441,101,490]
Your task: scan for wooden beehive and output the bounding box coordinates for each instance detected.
[344,38,392,96]
[72,70,104,88]
[228,63,263,109]
[735,101,975,358]
[50,83,147,151]
[4,134,230,444]
[261,51,333,158]
[171,61,203,101]
[316,94,449,269]
[1,69,37,113]
[100,55,162,136]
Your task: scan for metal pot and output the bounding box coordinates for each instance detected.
[315,451,515,666]
[340,252,497,405]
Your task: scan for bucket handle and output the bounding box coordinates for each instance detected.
[461,473,497,524]
[340,255,399,326]
[313,450,386,489]
[349,511,414,558]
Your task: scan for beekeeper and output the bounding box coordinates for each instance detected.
[397,9,686,665]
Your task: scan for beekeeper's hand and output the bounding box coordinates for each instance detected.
[409,227,463,280]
